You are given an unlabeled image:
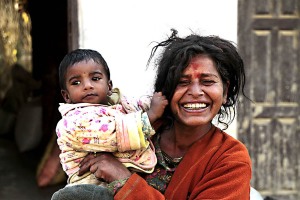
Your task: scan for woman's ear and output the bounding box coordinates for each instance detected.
[223,81,229,104]
[107,80,113,96]
[61,90,71,103]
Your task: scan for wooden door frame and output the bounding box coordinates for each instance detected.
[238,0,300,199]
[67,0,79,51]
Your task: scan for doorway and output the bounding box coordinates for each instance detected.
[27,0,68,147]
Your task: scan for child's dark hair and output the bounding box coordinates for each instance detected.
[148,29,247,129]
[59,49,110,90]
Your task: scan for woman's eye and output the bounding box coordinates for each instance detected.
[202,80,215,86]
[178,80,190,86]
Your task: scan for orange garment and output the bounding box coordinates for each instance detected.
[115,126,252,200]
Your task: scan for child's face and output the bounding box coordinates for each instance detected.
[61,60,112,104]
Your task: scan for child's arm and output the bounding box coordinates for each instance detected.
[146,92,168,124]
[56,104,150,153]
[111,92,167,152]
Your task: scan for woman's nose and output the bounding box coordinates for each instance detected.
[189,82,204,96]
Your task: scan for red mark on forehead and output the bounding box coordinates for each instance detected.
[185,62,202,78]
[189,62,200,71]
[183,55,218,79]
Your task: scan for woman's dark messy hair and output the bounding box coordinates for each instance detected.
[59,49,110,90]
[148,29,247,129]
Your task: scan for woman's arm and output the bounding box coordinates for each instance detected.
[115,173,165,200]
[78,153,165,199]
[79,153,131,183]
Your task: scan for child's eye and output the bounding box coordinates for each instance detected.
[92,77,101,81]
[71,80,80,85]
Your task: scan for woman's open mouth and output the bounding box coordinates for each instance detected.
[182,103,208,110]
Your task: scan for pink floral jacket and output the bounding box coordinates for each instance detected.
[56,93,156,185]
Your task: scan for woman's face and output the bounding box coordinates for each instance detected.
[170,54,228,127]
[61,59,112,104]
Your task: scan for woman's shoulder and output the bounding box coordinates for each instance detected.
[191,126,251,164]
[214,127,251,163]
[216,127,248,150]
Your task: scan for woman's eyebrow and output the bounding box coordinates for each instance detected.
[180,73,219,78]
[201,73,219,78]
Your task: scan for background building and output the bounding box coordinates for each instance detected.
[0,0,299,199]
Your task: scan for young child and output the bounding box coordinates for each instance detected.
[52,49,168,199]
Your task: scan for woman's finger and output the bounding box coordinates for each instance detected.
[78,153,97,175]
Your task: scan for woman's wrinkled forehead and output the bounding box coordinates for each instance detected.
[182,55,218,75]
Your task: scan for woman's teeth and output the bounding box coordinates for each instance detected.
[183,103,207,109]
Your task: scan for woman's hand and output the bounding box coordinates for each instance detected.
[78,152,132,183]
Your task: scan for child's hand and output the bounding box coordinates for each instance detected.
[147,92,168,124]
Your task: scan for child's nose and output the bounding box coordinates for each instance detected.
[83,80,94,90]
